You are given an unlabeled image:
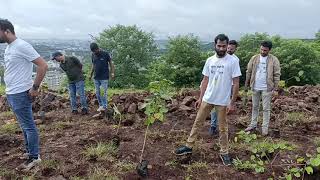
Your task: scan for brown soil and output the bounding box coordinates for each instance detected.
[0,86,320,180]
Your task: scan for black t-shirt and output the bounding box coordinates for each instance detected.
[91,50,111,80]
[60,56,84,83]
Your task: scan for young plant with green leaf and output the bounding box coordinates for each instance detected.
[137,79,174,176]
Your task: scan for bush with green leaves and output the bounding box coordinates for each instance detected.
[250,140,293,159]
[234,130,257,143]
[152,34,208,87]
[280,147,320,179]
[233,155,265,173]
[272,39,320,85]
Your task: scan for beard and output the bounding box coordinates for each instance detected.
[227,51,234,55]
[216,49,227,57]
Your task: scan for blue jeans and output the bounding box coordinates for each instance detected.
[69,80,88,111]
[7,90,39,159]
[210,111,218,129]
[94,80,108,109]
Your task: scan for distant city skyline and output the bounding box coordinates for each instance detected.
[1,0,319,41]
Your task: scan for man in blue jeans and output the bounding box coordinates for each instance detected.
[209,40,240,135]
[89,43,115,112]
[52,52,88,115]
[0,19,48,171]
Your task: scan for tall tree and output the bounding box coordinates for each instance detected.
[96,25,157,88]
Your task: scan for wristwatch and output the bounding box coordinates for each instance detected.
[32,84,39,91]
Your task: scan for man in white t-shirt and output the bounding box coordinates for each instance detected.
[244,41,281,136]
[209,40,240,135]
[175,34,242,166]
[0,19,48,171]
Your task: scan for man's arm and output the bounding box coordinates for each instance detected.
[273,57,281,90]
[109,58,115,79]
[29,57,48,96]
[72,57,83,69]
[245,56,254,89]
[33,57,48,86]
[231,77,240,104]
[195,76,209,108]
[89,64,94,79]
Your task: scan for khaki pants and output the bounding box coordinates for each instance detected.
[249,90,272,133]
[186,101,228,154]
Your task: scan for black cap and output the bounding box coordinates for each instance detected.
[51,51,63,60]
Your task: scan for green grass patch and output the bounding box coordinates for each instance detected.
[0,85,5,95]
[83,142,118,161]
[0,123,20,134]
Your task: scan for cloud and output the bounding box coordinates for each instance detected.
[0,0,319,40]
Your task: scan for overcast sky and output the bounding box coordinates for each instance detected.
[1,0,319,40]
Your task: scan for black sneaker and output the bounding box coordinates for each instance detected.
[209,126,219,136]
[16,157,41,171]
[81,108,88,115]
[72,110,78,115]
[220,154,232,166]
[174,145,192,156]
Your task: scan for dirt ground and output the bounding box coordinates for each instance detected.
[0,86,320,180]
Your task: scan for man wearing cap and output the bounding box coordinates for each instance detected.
[52,52,88,115]
[89,42,114,112]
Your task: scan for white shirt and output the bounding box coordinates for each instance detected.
[232,54,240,63]
[254,55,268,91]
[202,54,242,106]
[4,38,40,94]
[231,54,239,85]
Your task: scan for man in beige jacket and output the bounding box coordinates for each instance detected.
[244,41,281,135]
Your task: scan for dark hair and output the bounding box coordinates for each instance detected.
[228,40,238,47]
[261,40,272,49]
[214,34,229,44]
[0,19,15,34]
[90,42,99,51]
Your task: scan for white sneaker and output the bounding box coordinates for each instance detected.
[16,157,41,171]
[97,106,105,112]
[262,128,269,136]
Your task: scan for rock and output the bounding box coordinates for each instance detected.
[117,104,125,113]
[189,114,197,119]
[138,102,147,110]
[34,119,44,125]
[92,112,103,119]
[316,109,320,117]
[305,97,313,103]
[297,102,307,109]
[168,105,179,112]
[171,99,179,106]
[181,96,195,106]
[49,175,66,180]
[179,105,193,111]
[120,95,127,100]
[127,103,137,114]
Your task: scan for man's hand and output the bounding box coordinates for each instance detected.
[195,99,202,109]
[111,73,115,80]
[227,102,236,114]
[272,88,279,96]
[29,88,39,97]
